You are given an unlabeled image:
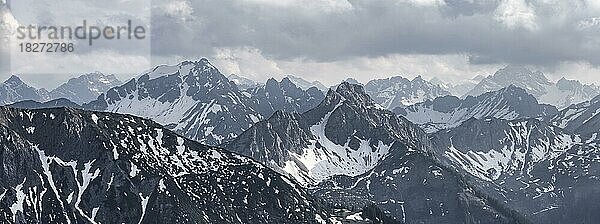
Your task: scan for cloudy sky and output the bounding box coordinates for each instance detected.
[1,0,600,89]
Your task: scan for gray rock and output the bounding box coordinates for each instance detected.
[246,77,325,118]
[431,117,600,223]
[84,59,262,146]
[364,75,450,109]
[224,82,528,224]
[0,106,333,224]
[0,75,49,105]
[49,72,121,104]
[398,85,558,133]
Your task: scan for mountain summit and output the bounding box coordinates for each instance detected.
[50,72,122,104]
[84,59,262,145]
[364,75,450,109]
[0,75,50,105]
[466,65,552,98]
[224,82,405,185]
[225,82,527,223]
[398,85,558,133]
[466,65,600,109]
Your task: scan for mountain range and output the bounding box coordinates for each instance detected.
[0,75,50,105]
[1,58,599,223]
[430,113,600,223]
[0,106,336,223]
[395,85,558,133]
[244,77,325,118]
[227,74,261,90]
[0,73,121,106]
[431,75,485,97]
[50,72,122,104]
[464,65,600,109]
[286,75,329,92]
[364,76,451,109]
[224,82,527,223]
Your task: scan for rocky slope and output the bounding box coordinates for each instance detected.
[245,77,325,118]
[364,76,450,109]
[465,65,600,109]
[224,82,528,223]
[396,85,558,133]
[0,76,50,106]
[430,117,600,223]
[549,95,600,136]
[84,59,262,145]
[50,72,122,105]
[0,106,334,223]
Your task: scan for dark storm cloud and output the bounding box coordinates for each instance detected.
[152,0,600,66]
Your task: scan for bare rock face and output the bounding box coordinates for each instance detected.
[50,72,122,105]
[0,76,50,106]
[84,59,263,146]
[397,85,558,133]
[225,82,527,224]
[364,75,451,109]
[0,106,332,224]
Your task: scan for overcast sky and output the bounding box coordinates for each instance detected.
[1,0,600,89]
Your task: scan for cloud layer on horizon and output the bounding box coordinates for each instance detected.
[152,0,600,66]
[2,0,600,88]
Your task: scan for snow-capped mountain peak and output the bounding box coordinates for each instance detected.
[0,75,50,105]
[364,75,451,109]
[466,65,552,98]
[398,85,558,133]
[84,59,262,145]
[285,75,329,92]
[225,82,428,185]
[49,72,121,104]
[227,74,261,90]
[333,81,375,106]
[466,65,600,109]
[342,77,361,85]
[4,75,25,86]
